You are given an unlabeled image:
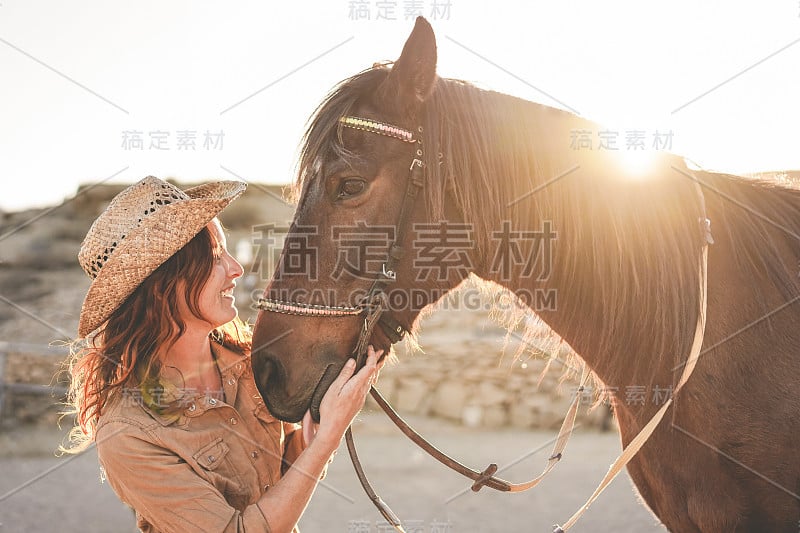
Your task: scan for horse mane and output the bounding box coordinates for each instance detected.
[294,65,800,394]
[700,172,800,312]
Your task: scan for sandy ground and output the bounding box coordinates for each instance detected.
[0,412,666,533]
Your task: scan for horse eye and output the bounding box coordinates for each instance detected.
[337,178,366,199]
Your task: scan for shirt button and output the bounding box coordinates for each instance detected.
[227,378,235,386]
[263,484,270,492]
[207,455,215,462]
[187,403,196,412]
[207,398,217,405]
[229,417,238,425]
[251,451,259,459]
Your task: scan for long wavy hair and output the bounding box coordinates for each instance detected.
[60,222,251,453]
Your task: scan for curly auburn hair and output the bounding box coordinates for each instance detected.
[60,223,251,453]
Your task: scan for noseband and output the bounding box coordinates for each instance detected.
[256,115,424,367]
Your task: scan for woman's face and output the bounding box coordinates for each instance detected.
[190,220,244,330]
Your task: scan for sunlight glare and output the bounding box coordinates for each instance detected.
[617,148,658,180]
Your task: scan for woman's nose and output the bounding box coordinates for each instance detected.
[228,254,244,279]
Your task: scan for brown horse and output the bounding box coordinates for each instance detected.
[251,17,800,532]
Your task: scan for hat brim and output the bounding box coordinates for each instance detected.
[77,181,246,338]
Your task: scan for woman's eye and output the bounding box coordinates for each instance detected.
[337,178,366,199]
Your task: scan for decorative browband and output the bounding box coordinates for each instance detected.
[339,116,416,143]
[256,298,364,317]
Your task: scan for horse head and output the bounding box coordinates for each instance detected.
[251,18,462,422]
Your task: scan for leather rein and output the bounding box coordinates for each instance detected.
[257,115,713,532]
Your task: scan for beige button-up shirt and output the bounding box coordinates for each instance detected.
[95,342,307,532]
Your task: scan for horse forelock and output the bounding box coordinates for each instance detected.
[291,66,392,206]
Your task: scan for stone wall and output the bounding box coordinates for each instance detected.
[0,345,69,427]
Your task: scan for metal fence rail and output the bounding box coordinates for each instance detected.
[0,341,69,424]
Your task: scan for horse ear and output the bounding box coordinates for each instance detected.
[377,16,437,117]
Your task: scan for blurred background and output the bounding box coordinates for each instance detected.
[3,0,800,531]
[1,173,797,532]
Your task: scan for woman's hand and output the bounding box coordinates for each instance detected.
[306,345,384,452]
[301,410,319,448]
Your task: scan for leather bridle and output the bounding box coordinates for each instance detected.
[257,115,422,367]
[256,114,713,533]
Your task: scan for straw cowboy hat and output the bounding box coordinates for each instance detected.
[77,176,246,337]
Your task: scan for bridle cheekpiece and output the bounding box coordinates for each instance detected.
[256,114,424,362]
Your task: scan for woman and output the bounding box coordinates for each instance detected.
[62,176,382,532]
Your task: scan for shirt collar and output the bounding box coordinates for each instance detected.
[210,341,250,380]
[139,341,251,427]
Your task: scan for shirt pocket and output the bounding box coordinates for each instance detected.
[192,437,251,510]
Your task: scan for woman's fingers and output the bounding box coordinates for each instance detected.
[356,346,383,390]
[329,358,357,395]
[331,346,384,394]
[320,346,384,408]
[313,346,386,450]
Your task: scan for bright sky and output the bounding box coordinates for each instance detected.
[1,1,799,212]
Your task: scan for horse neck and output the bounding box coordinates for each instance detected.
[425,86,707,403]
[470,162,706,407]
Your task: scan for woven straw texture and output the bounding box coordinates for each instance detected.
[77,176,246,337]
